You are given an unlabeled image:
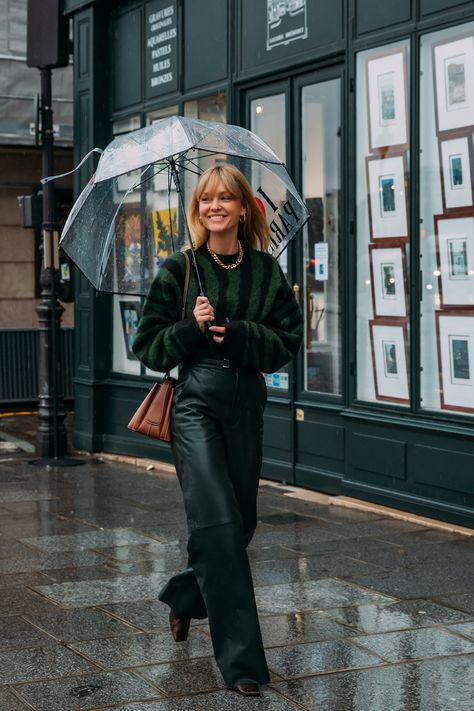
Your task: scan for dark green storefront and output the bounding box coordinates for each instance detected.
[64,0,474,527]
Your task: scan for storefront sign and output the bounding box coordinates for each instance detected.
[267,0,308,51]
[145,0,178,98]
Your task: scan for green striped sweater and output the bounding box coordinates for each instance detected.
[132,239,303,373]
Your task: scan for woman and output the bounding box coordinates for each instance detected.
[133,164,303,697]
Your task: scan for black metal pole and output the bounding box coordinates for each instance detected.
[35,66,67,459]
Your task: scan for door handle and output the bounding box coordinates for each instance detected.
[292,283,301,303]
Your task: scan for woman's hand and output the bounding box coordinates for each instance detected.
[208,325,225,344]
[193,296,214,333]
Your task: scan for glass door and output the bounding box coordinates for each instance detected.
[297,76,342,400]
[246,81,293,395]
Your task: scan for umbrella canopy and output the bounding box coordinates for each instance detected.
[60,116,310,296]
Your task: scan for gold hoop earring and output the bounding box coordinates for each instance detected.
[239,213,246,224]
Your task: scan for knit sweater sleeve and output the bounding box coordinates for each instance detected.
[132,253,203,372]
[221,260,303,373]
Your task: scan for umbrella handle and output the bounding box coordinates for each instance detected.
[169,159,205,297]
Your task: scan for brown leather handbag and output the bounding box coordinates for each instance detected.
[127,251,191,442]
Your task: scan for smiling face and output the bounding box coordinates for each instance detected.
[198,180,246,241]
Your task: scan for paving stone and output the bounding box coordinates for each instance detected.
[251,526,345,549]
[70,630,213,669]
[0,644,96,684]
[107,558,185,577]
[0,616,55,651]
[0,588,59,617]
[443,621,474,641]
[99,600,173,631]
[247,545,302,562]
[272,654,474,710]
[353,626,474,662]
[258,512,322,526]
[350,564,474,599]
[251,555,383,587]
[0,550,105,574]
[0,517,94,539]
[254,578,396,615]
[39,564,125,583]
[13,671,161,711]
[0,489,58,503]
[135,657,224,695]
[317,518,426,541]
[31,572,170,607]
[328,599,473,633]
[0,541,43,559]
[23,607,140,642]
[0,688,32,710]
[435,592,474,615]
[282,537,402,562]
[0,572,53,588]
[101,688,302,710]
[258,611,357,647]
[94,543,183,564]
[21,528,170,553]
[266,638,384,677]
[344,540,474,571]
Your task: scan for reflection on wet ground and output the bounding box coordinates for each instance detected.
[0,455,472,709]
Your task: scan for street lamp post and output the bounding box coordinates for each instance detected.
[35,66,68,458]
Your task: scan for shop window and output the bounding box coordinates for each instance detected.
[301,79,342,395]
[250,92,291,392]
[184,93,226,122]
[356,41,411,406]
[419,24,474,416]
[111,115,143,376]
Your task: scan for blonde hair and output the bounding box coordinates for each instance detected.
[187,164,270,251]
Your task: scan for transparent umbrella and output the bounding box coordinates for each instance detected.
[57,115,310,296]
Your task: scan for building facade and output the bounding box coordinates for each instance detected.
[64,0,474,527]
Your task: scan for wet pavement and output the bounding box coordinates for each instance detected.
[0,415,473,709]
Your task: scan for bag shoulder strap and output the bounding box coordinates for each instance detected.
[181,250,191,320]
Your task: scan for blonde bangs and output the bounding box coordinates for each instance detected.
[194,166,242,202]
[186,164,271,252]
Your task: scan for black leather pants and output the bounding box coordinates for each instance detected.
[158,358,270,688]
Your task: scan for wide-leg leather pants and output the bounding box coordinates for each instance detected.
[158,358,270,688]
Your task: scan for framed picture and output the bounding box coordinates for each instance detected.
[436,310,474,413]
[116,206,142,289]
[366,153,409,241]
[369,242,408,317]
[366,47,408,152]
[119,300,141,361]
[439,133,474,210]
[434,214,474,309]
[369,318,410,404]
[433,34,474,134]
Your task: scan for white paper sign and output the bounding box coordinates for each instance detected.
[314,242,328,281]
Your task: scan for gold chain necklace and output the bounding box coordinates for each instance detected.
[206,240,243,270]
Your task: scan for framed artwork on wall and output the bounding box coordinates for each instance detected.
[369,318,410,404]
[116,205,142,290]
[369,242,408,317]
[119,300,141,361]
[433,34,474,134]
[436,310,474,413]
[366,153,409,240]
[434,214,474,308]
[439,133,474,210]
[366,47,408,152]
